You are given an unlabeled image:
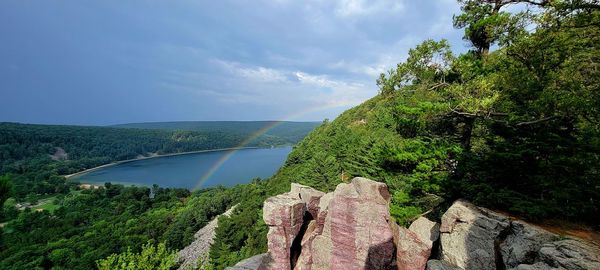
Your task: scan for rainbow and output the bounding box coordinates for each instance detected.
[192,104,343,190]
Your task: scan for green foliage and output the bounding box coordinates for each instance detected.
[209,180,268,270]
[0,185,241,269]
[96,241,179,270]
[0,175,12,211]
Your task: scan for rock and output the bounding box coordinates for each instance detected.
[426,259,464,270]
[393,217,440,270]
[437,200,600,270]
[296,177,396,270]
[263,193,305,270]
[439,200,510,270]
[512,262,559,270]
[409,216,440,248]
[396,226,431,270]
[225,253,268,270]
[500,220,559,268]
[532,239,600,270]
[290,183,325,219]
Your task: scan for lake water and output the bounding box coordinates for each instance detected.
[70,147,292,190]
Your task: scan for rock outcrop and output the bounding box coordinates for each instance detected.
[226,253,269,270]
[500,220,559,268]
[437,200,600,270]
[439,200,511,270]
[426,259,463,270]
[263,178,397,270]
[263,190,306,270]
[246,181,599,270]
[395,216,441,270]
[395,225,431,270]
[514,239,600,270]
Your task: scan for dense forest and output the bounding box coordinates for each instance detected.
[1,183,243,269]
[1,0,598,269]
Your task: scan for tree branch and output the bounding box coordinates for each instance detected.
[515,116,556,126]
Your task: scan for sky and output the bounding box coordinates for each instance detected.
[0,0,467,126]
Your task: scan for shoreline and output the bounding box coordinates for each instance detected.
[64,146,261,179]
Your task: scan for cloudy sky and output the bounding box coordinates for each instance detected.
[0,0,467,125]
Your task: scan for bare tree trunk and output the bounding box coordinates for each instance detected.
[461,117,475,151]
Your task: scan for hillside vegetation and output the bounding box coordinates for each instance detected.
[208,1,599,268]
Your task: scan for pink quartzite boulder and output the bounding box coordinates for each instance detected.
[394,216,440,270]
[301,177,396,270]
[263,193,305,270]
[396,226,431,270]
[290,183,325,219]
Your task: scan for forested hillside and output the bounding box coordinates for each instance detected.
[208,1,599,268]
[111,121,320,144]
[0,183,244,269]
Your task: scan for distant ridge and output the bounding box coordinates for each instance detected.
[111,121,321,144]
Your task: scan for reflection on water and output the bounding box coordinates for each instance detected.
[70,147,292,190]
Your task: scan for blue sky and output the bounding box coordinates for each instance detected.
[0,0,466,125]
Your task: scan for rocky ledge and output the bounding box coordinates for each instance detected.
[230,177,599,270]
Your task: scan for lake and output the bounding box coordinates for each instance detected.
[70,147,292,190]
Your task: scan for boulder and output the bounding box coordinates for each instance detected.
[527,239,600,270]
[500,220,559,268]
[409,216,440,248]
[297,177,396,270]
[439,200,510,270]
[437,200,600,270]
[392,216,440,270]
[225,253,268,270]
[263,193,305,270]
[290,183,325,219]
[396,226,431,270]
[426,260,464,270]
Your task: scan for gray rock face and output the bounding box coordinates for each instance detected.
[519,239,600,270]
[500,220,559,268]
[225,253,268,270]
[439,200,510,270]
[437,200,600,270]
[426,259,464,270]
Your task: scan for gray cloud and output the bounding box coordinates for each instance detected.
[0,0,465,124]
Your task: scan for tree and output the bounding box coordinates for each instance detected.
[96,242,180,270]
[0,175,12,211]
[454,0,543,55]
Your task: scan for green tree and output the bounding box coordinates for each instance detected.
[96,242,179,270]
[0,175,12,208]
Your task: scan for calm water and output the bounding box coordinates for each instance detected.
[70,147,291,189]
